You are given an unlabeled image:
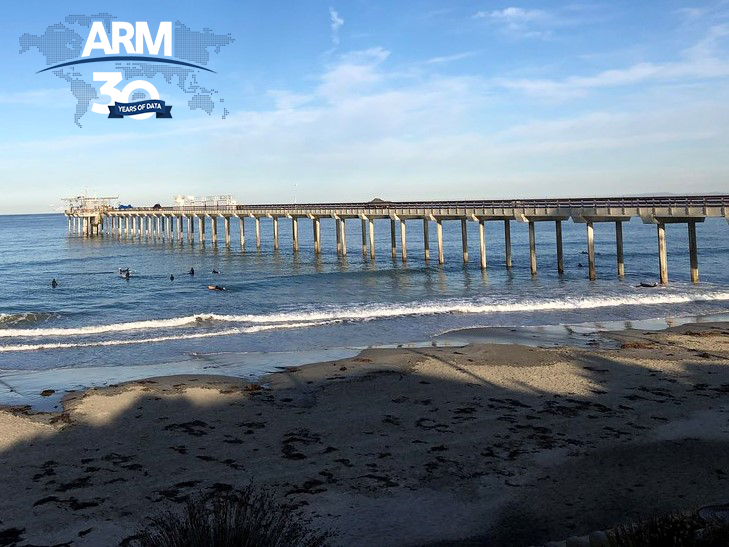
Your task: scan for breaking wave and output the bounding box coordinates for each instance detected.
[1,290,729,341]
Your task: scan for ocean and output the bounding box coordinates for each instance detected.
[1,212,728,408]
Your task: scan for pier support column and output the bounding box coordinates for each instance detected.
[211,217,218,245]
[237,216,244,248]
[255,217,261,249]
[177,216,184,243]
[390,220,397,258]
[188,215,194,242]
[587,221,596,281]
[336,219,342,255]
[157,216,162,240]
[369,219,376,259]
[124,216,129,237]
[340,219,347,256]
[224,217,231,246]
[400,220,407,262]
[291,217,298,252]
[437,220,444,264]
[556,220,564,275]
[199,216,206,244]
[423,219,430,261]
[688,221,699,283]
[313,218,321,254]
[479,220,486,270]
[657,223,668,285]
[504,220,512,269]
[616,221,624,278]
[361,219,367,256]
[528,221,537,275]
[273,217,279,250]
[461,219,469,263]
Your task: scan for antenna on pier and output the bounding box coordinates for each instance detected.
[62,194,119,214]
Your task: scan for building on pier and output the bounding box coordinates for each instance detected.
[65,195,729,285]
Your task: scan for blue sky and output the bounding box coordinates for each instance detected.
[1,1,728,213]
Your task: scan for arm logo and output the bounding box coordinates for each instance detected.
[19,15,234,128]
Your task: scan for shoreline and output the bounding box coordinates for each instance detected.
[3,311,729,413]
[1,320,728,545]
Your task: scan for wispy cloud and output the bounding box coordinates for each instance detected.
[494,25,729,99]
[473,6,555,38]
[329,7,344,47]
[424,51,478,65]
[675,1,729,26]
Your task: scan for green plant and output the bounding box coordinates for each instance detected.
[135,486,330,547]
[607,512,729,547]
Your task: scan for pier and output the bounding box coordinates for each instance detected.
[64,195,729,284]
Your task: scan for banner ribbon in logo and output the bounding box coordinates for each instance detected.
[108,100,172,118]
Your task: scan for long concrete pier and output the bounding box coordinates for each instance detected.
[65,195,729,284]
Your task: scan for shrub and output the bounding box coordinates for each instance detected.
[607,511,729,547]
[135,486,330,547]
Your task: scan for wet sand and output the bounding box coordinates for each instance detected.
[1,322,729,546]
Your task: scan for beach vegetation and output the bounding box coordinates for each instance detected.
[134,486,330,547]
[607,511,729,546]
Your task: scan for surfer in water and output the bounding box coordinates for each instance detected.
[51,279,58,288]
[212,269,220,274]
[189,267,195,276]
[170,274,175,281]
[208,285,226,291]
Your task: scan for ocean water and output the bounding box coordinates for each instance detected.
[1,213,728,399]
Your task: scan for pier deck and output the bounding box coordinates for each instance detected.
[65,195,729,284]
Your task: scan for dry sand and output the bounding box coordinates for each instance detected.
[1,323,729,546]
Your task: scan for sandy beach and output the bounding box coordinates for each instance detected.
[1,322,729,546]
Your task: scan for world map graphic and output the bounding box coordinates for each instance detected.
[19,14,234,127]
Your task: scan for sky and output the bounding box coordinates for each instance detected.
[1,0,728,213]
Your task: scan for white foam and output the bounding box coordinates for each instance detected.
[0,320,336,352]
[2,290,728,340]
[0,314,215,338]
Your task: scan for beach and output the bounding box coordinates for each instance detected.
[1,322,728,546]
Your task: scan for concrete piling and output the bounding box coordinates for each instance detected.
[657,222,668,284]
[688,220,699,283]
[528,221,537,275]
[556,220,564,275]
[400,220,407,262]
[616,221,624,278]
[461,219,469,263]
[423,219,430,261]
[587,221,596,281]
[479,219,486,270]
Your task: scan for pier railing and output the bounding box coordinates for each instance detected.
[108,195,728,214]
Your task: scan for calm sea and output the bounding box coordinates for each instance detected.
[1,213,728,406]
